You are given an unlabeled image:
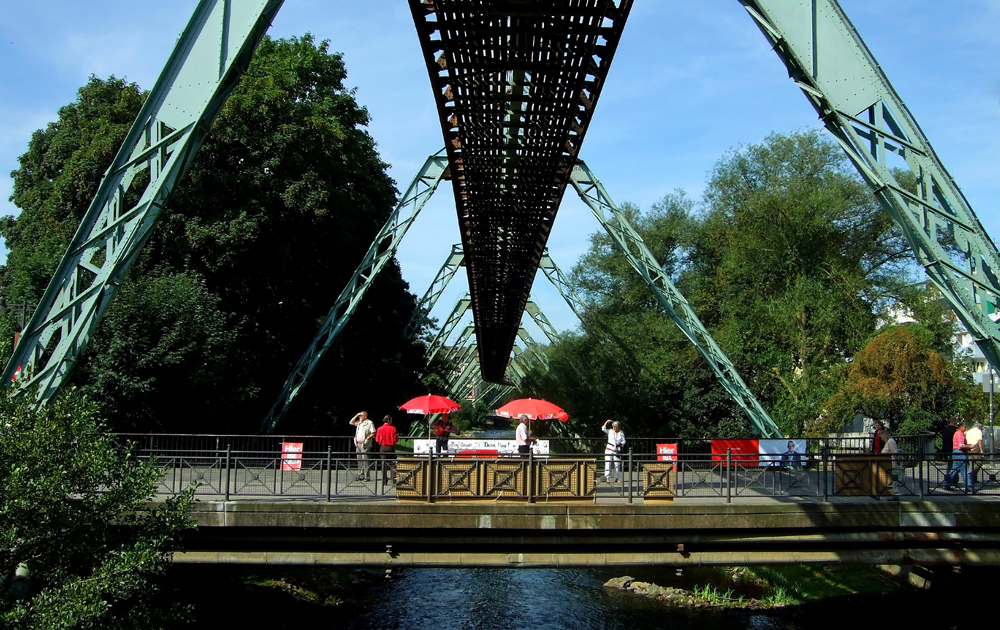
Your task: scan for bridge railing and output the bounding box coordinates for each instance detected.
[125,437,998,503]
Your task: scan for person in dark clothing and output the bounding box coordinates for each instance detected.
[871,420,885,454]
[941,417,958,468]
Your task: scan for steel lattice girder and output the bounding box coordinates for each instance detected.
[404,243,466,341]
[410,0,633,382]
[741,0,1000,370]
[425,295,472,367]
[570,161,783,438]
[260,153,449,432]
[3,0,285,396]
[538,251,587,318]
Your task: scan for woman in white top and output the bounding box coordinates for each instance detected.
[601,419,626,482]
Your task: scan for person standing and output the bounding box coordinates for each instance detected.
[880,429,902,500]
[601,419,626,482]
[350,411,375,481]
[966,420,984,484]
[944,420,973,491]
[941,417,958,469]
[375,415,399,485]
[871,420,885,454]
[430,413,459,454]
[515,415,534,455]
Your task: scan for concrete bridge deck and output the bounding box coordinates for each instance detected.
[174,495,1000,568]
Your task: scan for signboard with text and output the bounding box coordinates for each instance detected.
[281,442,303,471]
[656,443,678,470]
[711,439,759,466]
[413,438,549,456]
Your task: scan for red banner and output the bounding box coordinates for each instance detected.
[711,439,759,466]
[656,443,677,471]
[281,442,303,471]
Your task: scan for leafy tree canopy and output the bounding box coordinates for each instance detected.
[1,35,440,433]
[526,130,926,438]
[0,389,191,628]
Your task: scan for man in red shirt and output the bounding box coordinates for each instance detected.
[375,415,399,485]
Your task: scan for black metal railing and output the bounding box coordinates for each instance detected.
[121,433,999,503]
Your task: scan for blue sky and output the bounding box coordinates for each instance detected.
[1,1,998,340]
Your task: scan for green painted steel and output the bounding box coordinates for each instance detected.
[3,0,285,396]
[261,153,449,432]
[440,324,476,368]
[538,252,587,319]
[524,300,560,343]
[742,0,1000,371]
[570,161,783,438]
[424,295,472,368]
[516,327,548,370]
[404,242,465,341]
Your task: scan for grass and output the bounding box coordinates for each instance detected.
[729,565,904,605]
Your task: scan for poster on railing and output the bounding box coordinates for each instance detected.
[281,442,303,471]
[759,439,807,468]
[412,439,549,456]
[656,443,677,470]
[711,439,759,466]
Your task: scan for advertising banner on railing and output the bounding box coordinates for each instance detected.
[281,442,303,471]
[656,443,677,470]
[759,439,807,468]
[412,439,549,456]
[711,439,759,466]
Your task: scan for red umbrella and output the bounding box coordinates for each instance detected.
[399,394,461,415]
[495,398,569,422]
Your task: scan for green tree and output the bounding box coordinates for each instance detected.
[0,389,192,628]
[2,36,437,433]
[525,131,913,437]
[815,324,985,437]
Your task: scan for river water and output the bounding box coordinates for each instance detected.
[170,565,959,630]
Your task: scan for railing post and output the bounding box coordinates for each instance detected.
[427,449,435,503]
[224,446,231,502]
[527,448,534,504]
[627,448,633,504]
[326,446,333,502]
[726,448,732,504]
[918,449,924,500]
[822,443,829,502]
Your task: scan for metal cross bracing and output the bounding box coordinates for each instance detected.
[570,160,784,438]
[403,243,466,342]
[258,152,450,433]
[409,0,633,382]
[1,0,285,395]
[741,0,1000,373]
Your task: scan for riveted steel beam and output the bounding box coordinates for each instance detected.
[261,152,449,432]
[4,0,285,397]
[741,0,1000,371]
[570,161,783,438]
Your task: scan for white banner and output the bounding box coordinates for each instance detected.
[759,439,807,468]
[412,438,549,456]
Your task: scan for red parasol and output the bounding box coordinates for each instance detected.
[495,398,568,422]
[399,394,461,415]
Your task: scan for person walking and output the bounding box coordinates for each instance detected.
[375,415,399,485]
[601,419,626,483]
[941,416,958,471]
[871,420,886,454]
[350,411,375,481]
[966,420,984,484]
[880,428,902,500]
[943,420,973,491]
[515,415,534,455]
[430,413,459,454]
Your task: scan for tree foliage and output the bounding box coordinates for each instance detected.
[815,325,985,437]
[1,35,438,433]
[527,130,926,438]
[0,389,191,628]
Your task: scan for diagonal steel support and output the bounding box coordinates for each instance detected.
[3,0,285,397]
[524,300,560,343]
[538,251,587,319]
[404,243,465,341]
[424,295,472,368]
[261,152,449,432]
[742,0,1000,371]
[440,325,476,368]
[570,161,783,438]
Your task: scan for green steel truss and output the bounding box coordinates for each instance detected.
[741,0,1000,370]
[424,295,472,368]
[2,0,285,395]
[524,301,560,343]
[570,161,783,438]
[538,252,587,319]
[404,243,466,341]
[260,153,449,432]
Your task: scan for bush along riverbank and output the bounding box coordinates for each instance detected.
[604,565,912,610]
